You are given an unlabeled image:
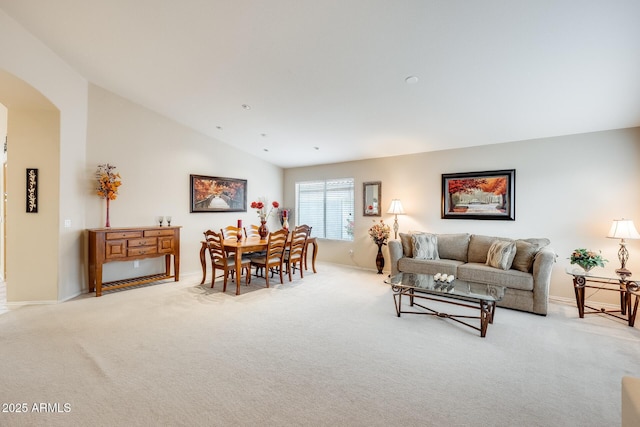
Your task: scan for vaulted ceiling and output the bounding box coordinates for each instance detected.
[1,0,639,168]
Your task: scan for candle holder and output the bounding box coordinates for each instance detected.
[166,216,172,226]
[157,216,164,226]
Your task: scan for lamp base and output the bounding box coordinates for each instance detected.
[616,267,632,280]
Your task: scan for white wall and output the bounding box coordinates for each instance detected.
[284,127,640,304]
[86,85,283,282]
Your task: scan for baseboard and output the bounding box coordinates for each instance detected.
[5,299,60,307]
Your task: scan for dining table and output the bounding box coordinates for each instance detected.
[199,235,318,295]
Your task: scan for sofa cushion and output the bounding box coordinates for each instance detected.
[398,257,462,276]
[486,240,517,270]
[468,234,514,263]
[458,263,534,291]
[412,233,439,260]
[512,240,538,272]
[436,233,470,262]
[521,237,551,249]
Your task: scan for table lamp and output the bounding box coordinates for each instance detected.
[607,218,640,279]
[387,199,405,239]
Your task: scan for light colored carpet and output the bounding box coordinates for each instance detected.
[1,263,639,427]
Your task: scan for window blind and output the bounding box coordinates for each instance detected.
[295,178,354,241]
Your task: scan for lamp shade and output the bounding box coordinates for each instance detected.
[387,199,405,215]
[607,219,640,240]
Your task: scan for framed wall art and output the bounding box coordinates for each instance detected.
[26,168,38,213]
[190,174,247,213]
[441,169,515,220]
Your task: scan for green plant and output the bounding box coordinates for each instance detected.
[569,248,608,270]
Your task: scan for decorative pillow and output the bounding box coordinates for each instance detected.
[469,235,514,263]
[512,240,538,272]
[485,240,517,270]
[412,233,439,260]
[399,233,414,257]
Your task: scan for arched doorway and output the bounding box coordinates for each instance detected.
[0,69,61,304]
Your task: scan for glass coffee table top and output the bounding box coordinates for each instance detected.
[385,272,506,302]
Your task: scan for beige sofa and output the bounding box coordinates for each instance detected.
[388,233,556,315]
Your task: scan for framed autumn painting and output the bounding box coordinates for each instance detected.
[190,174,247,213]
[441,169,515,220]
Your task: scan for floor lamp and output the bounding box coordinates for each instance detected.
[387,199,405,239]
[607,218,640,279]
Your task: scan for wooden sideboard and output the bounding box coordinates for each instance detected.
[87,226,181,296]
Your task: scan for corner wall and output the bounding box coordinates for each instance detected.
[284,127,640,304]
[0,9,88,303]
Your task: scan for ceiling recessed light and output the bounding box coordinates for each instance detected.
[263,148,269,152]
[314,146,320,150]
[405,76,419,84]
[216,126,223,130]
[261,133,267,137]
[241,104,251,110]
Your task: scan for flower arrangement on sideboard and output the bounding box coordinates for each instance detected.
[95,163,122,227]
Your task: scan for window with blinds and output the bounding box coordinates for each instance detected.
[295,178,354,241]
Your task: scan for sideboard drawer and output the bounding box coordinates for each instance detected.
[128,246,158,257]
[106,231,143,240]
[128,237,157,247]
[144,229,175,237]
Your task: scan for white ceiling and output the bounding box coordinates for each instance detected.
[1,0,639,168]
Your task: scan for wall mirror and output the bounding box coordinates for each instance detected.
[363,181,381,216]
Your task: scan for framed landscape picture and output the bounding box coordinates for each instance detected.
[190,174,247,213]
[441,169,515,220]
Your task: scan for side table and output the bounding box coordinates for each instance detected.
[566,267,639,327]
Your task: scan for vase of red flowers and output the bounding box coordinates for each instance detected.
[251,198,280,239]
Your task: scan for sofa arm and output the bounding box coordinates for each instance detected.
[531,246,557,315]
[388,239,404,276]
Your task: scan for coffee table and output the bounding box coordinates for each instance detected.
[385,272,506,337]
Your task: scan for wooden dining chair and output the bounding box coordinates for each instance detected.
[220,225,247,241]
[284,224,311,281]
[246,224,261,239]
[203,230,251,291]
[219,225,246,279]
[250,228,289,288]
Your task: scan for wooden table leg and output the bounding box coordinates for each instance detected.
[480,300,493,338]
[630,295,639,327]
[621,283,627,315]
[200,242,207,285]
[573,277,585,318]
[235,246,243,295]
[309,239,318,273]
[95,264,103,297]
